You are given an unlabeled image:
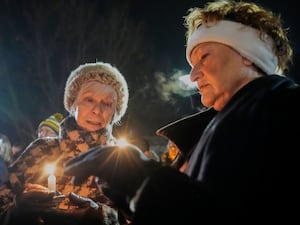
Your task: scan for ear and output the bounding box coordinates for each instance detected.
[242,57,252,66]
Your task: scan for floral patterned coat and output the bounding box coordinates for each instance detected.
[0,115,119,224]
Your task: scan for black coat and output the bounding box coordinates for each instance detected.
[132,75,300,225]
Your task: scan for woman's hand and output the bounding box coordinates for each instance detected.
[64,144,161,204]
[18,183,57,210]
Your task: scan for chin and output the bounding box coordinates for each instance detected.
[85,125,104,132]
[201,100,212,108]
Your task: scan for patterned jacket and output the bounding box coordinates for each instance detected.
[0,115,119,223]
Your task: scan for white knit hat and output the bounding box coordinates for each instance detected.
[64,62,129,124]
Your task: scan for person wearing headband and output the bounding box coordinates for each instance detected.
[64,1,300,225]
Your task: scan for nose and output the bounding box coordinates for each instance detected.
[92,103,103,114]
[190,68,197,82]
[190,63,202,82]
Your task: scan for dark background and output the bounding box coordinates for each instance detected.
[0,0,299,148]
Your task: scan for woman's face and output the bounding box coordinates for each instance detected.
[72,81,117,132]
[189,42,256,111]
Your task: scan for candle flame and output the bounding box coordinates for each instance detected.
[45,164,55,175]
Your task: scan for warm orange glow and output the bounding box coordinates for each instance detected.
[116,138,128,147]
[168,141,179,161]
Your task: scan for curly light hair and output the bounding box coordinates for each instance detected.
[184,0,293,73]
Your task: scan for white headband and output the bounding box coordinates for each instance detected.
[186,20,280,75]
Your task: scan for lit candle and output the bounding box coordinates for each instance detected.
[45,164,56,192]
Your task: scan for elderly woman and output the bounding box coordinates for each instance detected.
[64,1,300,225]
[0,62,128,225]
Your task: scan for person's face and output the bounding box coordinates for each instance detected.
[73,81,117,132]
[189,42,255,111]
[38,126,57,138]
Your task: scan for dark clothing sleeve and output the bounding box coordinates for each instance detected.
[131,167,215,225]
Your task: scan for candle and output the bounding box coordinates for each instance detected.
[48,174,56,192]
[45,164,56,192]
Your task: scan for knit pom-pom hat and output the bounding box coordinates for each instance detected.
[64,62,129,124]
[39,112,64,134]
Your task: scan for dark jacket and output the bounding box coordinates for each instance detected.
[133,75,300,225]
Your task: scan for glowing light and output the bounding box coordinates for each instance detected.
[116,138,128,147]
[45,164,55,175]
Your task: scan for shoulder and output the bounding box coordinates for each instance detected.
[10,138,60,167]
[25,137,59,152]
